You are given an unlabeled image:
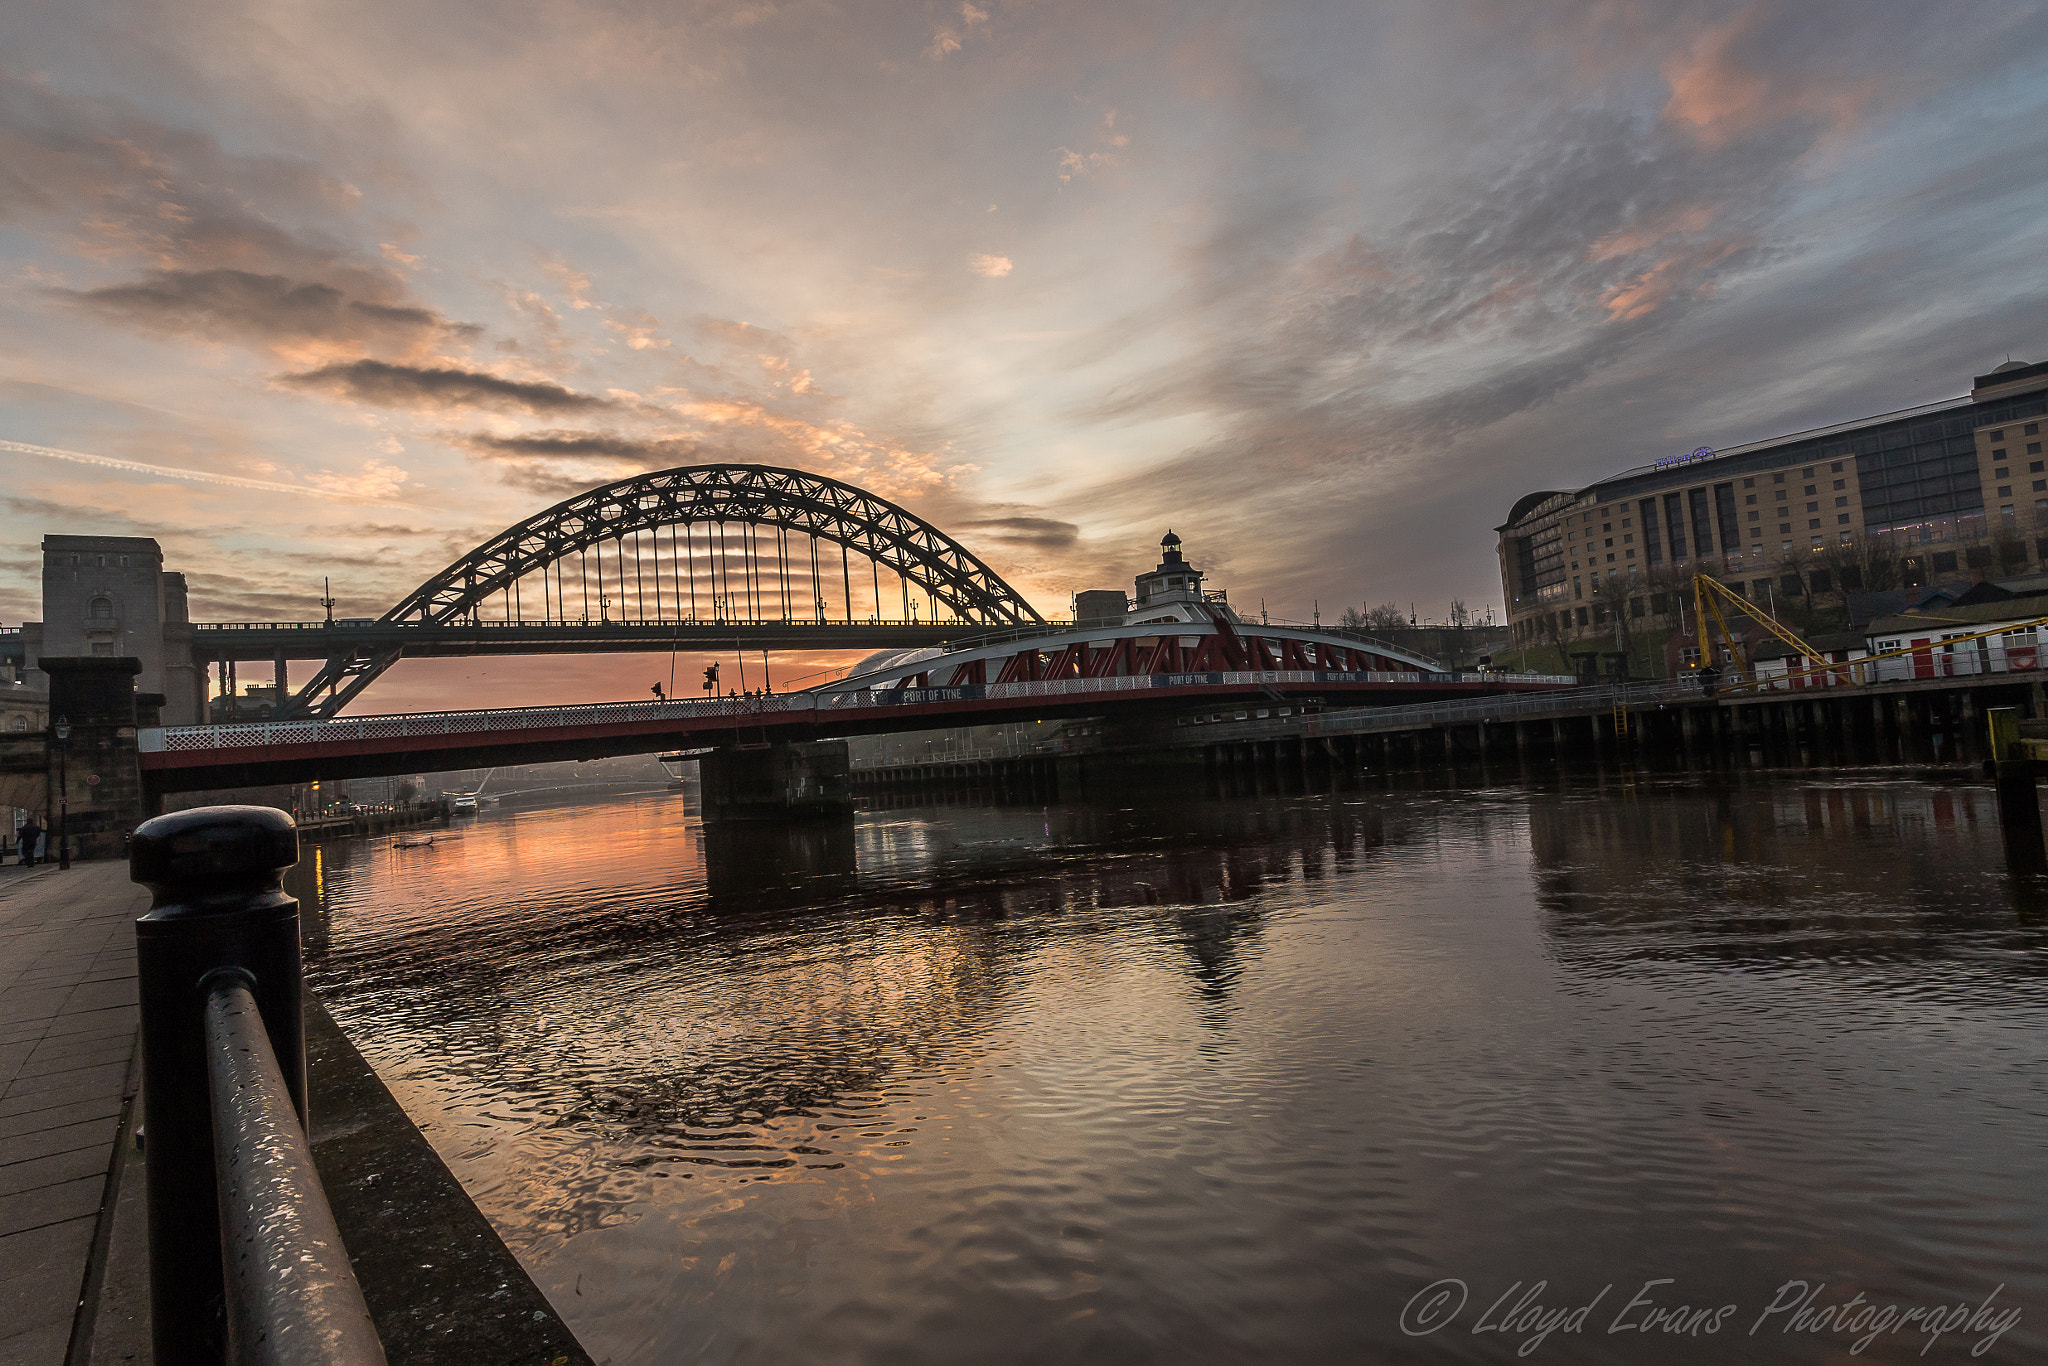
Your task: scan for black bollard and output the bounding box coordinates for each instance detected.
[132,806,306,1366]
[1986,708,2047,874]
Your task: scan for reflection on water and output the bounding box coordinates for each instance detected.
[297,773,2048,1364]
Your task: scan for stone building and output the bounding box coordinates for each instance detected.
[23,534,203,724]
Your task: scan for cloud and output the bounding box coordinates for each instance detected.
[1,73,461,362]
[960,516,1080,549]
[456,430,699,464]
[968,253,1013,278]
[925,2,990,60]
[58,268,475,355]
[0,438,411,504]
[277,360,618,413]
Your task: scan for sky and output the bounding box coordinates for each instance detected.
[4,0,2047,709]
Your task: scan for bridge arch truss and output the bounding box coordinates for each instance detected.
[285,464,1043,716]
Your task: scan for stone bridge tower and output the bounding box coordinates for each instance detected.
[25,535,202,725]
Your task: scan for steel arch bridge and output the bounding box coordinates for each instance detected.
[282,464,1043,717]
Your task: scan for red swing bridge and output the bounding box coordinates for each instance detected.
[143,465,1572,809]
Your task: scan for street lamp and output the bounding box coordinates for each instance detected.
[52,715,70,870]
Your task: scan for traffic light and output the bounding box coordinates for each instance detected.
[703,663,720,693]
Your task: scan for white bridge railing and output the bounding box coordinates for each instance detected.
[140,669,1573,755]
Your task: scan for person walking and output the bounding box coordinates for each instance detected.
[18,816,42,866]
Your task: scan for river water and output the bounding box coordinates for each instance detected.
[295,772,2048,1364]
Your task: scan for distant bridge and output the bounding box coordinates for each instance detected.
[211,463,1047,718]
[139,667,1571,793]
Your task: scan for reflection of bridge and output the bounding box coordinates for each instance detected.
[140,668,1570,793]
[212,464,1048,718]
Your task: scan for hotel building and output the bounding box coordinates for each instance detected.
[1497,359,2048,650]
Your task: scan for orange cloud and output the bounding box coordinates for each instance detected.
[1662,6,1879,148]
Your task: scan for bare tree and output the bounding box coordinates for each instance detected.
[1817,529,1902,600]
[1345,601,1408,630]
[1448,598,1470,627]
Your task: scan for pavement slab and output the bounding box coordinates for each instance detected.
[0,861,147,1365]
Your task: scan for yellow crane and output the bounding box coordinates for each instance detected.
[1690,573,1831,688]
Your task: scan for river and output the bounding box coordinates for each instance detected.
[294,770,2048,1364]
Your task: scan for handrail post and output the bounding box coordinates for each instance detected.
[133,806,308,1365]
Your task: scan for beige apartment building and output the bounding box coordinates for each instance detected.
[1497,358,2048,651]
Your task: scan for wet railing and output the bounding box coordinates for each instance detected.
[132,807,385,1366]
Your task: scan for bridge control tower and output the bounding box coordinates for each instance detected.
[1126,531,1236,626]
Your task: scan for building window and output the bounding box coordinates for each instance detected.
[1997,467,2011,478]
[89,596,113,619]
[1745,494,1757,505]
[2033,461,2044,473]
[1622,533,1633,543]
[1650,593,1670,614]
[1743,477,1755,488]
[1808,519,1821,529]
[1830,462,1843,473]
[1801,467,1814,477]
[1992,429,2005,440]
[1837,514,1850,524]
[1779,522,1791,533]
[1932,550,1958,573]
[91,641,114,656]
[1810,536,1823,548]
[1773,473,1785,483]
[2031,443,2043,455]
[1806,501,1819,512]
[1832,479,1845,490]
[1803,484,1816,495]
[1576,606,1589,625]
[1775,490,1787,501]
[1605,553,1615,563]
[1604,538,1614,547]
[1747,510,1760,521]
[2030,423,2041,434]
[1625,548,1635,559]
[1573,577,1582,599]
[1999,485,2013,497]
[1834,496,1848,507]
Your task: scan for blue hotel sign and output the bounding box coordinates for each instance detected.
[1654,446,1716,471]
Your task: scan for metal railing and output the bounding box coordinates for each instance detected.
[191,614,967,632]
[140,670,1578,756]
[133,807,385,1365]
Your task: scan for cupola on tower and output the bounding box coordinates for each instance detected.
[1132,530,1207,610]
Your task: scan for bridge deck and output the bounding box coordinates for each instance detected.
[188,617,966,661]
[140,670,1572,791]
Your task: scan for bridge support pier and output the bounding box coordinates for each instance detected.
[698,740,853,823]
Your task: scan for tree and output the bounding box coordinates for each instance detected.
[395,779,419,805]
[1817,529,1902,604]
[1448,598,1470,627]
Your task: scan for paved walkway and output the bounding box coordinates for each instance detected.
[0,861,146,1365]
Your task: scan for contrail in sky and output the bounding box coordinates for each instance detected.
[1,438,410,504]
